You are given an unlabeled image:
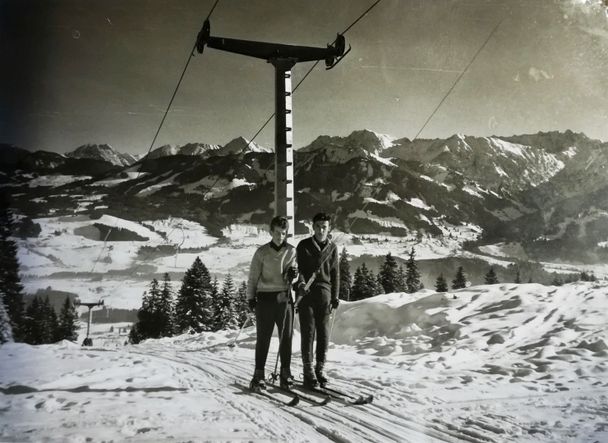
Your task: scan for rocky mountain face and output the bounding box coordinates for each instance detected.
[3,130,607,264]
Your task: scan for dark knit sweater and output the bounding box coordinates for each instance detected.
[296,236,339,301]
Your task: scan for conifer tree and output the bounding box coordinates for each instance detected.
[351,263,377,300]
[435,274,448,292]
[0,199,25,341]
[379,252,398,294]
[452,266,467,290]
[405,247,422,293]
[130,276,176,343]
[22,296,58,344]
[39,296,59,343]
[351,265,365,301]
[0,289,13,343]
[23,297,43,344]
[484,267,499,284]
[210,276,219,300]
[339,247,352,301]
[130,287,154,344]
[146,278,162,338]
[396,265,407,292]
[157,273,175,337]
[374,272,384,295]
[214,273,238,331]
[175,257,214,333]
[57,297,79,342]
[551,274,563,286]
[514,267,521,284]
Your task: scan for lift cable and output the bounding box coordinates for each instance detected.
[242,0,384,154]
[88,0,222,291]
[136,0,222,177]
[329,15,505,245]
[412,17,503,141]
[198,0,384,206]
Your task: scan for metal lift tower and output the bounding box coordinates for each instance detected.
[196,20,348,237]
[75,299,104,346]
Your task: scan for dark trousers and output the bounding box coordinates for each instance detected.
[254,291,293,373]
[298,286,331,366]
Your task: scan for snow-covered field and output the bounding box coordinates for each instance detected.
[2,282,606,442]
[16,215,493,309]
[15,214,608,311]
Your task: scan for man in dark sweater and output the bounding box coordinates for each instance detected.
[296,212,340,388]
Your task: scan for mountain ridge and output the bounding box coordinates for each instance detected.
[3,130,607,264]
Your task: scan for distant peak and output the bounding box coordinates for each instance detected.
[347,129,396,150]
[222,137,270,153]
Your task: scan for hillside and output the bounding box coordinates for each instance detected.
[1,282,606,442]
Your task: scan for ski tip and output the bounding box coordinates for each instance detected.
[352,395,374,405]
[287,395,300,407]
[320,396,331,406]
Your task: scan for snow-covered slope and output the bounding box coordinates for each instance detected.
[1,281,606,442]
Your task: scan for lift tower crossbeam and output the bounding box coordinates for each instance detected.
[196,20,348,237]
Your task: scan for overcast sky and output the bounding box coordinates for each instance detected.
[1,0,608,154]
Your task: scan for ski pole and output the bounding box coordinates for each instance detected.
[228,314,252,348]
[270,292,293,383]
[328,302,340,345]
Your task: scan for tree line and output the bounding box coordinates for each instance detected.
[0,199,78,344]
[129,257,249,344]
[2,189,601,346]
[337,248,557,301]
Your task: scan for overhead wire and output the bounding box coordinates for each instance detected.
[197,0,385,213]
[86,0,222,300]
[412,17,504,141]
[91,1,503,305]
[135,0,223,179]
[324,14,506,246]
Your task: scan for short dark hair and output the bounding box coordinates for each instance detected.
[270,216,289,230]
[312,212,331,224]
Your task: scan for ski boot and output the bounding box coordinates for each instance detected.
[303,363,319,389]
[279,367,294,390]
[315,362,328,387]
[249,369,267,393]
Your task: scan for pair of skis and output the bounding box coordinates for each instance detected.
[243,382,326,407]
[244,381,373,407]
[300,383,374,406]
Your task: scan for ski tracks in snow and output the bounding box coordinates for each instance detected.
[132,342,504,442]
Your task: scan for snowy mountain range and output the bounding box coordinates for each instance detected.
[2,129,607,264]
[145,137,270,160]
[66,144,138,167]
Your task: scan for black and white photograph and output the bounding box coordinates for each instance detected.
[1,0,607,441]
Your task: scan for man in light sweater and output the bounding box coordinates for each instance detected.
[247,216,298,391]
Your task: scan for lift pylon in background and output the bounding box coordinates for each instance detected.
[75,299,104,346]
[196,20,349,237]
